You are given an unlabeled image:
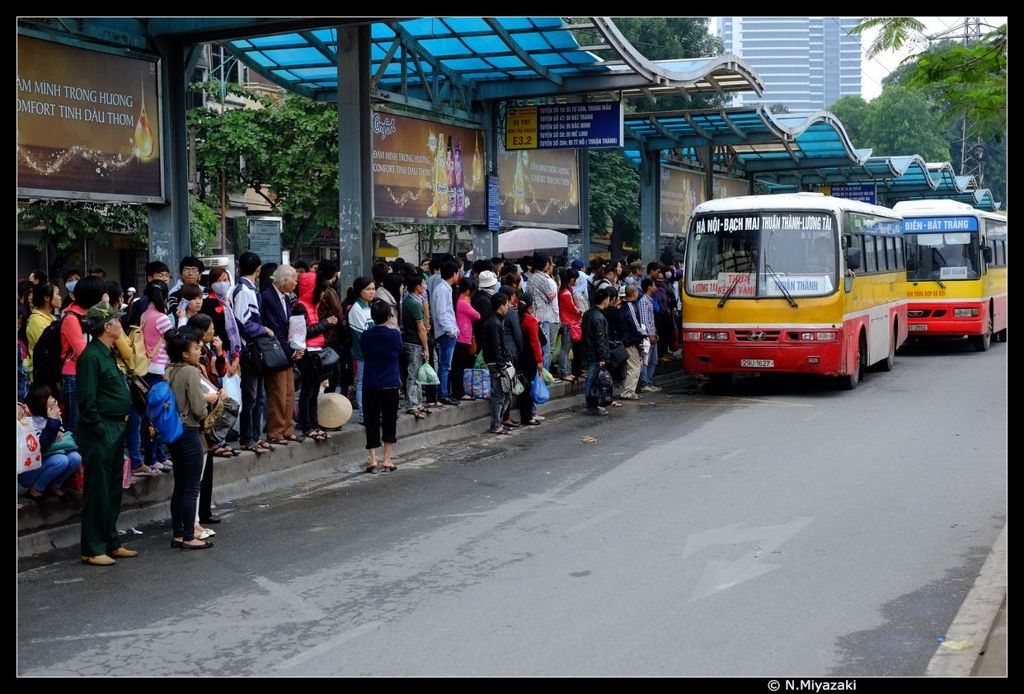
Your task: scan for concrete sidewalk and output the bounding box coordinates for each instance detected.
[18,368,687,560]
[926,524,1007,677]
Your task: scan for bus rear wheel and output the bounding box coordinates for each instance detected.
[837,334,866,390]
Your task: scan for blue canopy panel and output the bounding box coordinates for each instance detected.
[228,18,608,102]
[226,18,765,108]
[624,107,864,177]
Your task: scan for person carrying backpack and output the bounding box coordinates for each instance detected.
[36,276,106,433]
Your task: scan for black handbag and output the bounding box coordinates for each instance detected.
[252,335,290,374]
[314,346,340,372]
[609,342,628,367]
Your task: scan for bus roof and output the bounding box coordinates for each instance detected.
[893,199,1004,223]
[693,192,901,220]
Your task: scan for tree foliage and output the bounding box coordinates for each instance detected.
[188,82,339,253]
[851,19,1006,138]
[18,200,147,276]
[828,95,871,149]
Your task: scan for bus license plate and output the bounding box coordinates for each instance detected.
[740,359,774,368]
[908,324,928,331]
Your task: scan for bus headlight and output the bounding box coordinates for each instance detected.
[816,332,836,341]
[801,332,815,341]
[684,331,701,341]
[954,308,979,318]
[702,332,729,341]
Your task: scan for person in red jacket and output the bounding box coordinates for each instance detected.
[296,271,338,441]
[517,294,545,426]
[557,269,584,383]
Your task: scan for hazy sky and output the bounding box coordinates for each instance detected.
[711,17,1006,102]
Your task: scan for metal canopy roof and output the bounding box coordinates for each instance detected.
[623,107,864,173]
[224,17,763,115]
[755,155,1000,210]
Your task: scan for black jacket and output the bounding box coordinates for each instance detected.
[581,307,610,364]
[482,313,510,366]
[503,306,523,362]
[471,290,492,349]
[619,300,647,348]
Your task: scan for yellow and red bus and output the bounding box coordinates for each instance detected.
[681,193,907,389]
[894,200,1007,351]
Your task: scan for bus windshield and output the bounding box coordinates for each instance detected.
[686,210,838,298]
[905,232,980,281]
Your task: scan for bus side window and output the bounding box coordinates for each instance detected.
[998,240,1006,266]
[895,237,905,269]
[885,237,896,270]
[865,236,877,273]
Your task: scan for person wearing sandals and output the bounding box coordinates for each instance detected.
[185,314,235,530]
[482,293,514,435]
[517,294,544,427]
[295,271,337,442]
[360,301,403,472]
[402,275,430,420]
[164,328,219,551]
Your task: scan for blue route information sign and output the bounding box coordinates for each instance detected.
[487,173,500,232]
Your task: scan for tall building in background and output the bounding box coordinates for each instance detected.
[718,17,862,111]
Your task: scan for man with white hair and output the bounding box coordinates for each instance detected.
[260,264,304,444]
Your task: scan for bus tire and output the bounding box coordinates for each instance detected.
[876,321,896,372]
[837,333,866,390]
[709,373,732,393]
[970,314,993,352]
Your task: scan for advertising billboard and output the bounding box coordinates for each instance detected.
[17,34,163,203]
[371,110,485,224]
[497,140,580,229]
[660,165,705,237]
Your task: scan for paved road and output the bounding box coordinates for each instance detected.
[18,337,1006,676]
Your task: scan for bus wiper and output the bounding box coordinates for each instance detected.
[718,273,744,308]
[764,262,798,307]
[929,271,946,289]
[762,227,797,307]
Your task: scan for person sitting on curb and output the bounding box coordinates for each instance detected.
[18,384,82,503]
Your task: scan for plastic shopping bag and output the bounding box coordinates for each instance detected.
[416,362,440,386]
[531,373,551,405]
[17,419,42,474]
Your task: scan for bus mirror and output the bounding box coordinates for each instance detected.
[845,248,861,270]
[982,246,993,264]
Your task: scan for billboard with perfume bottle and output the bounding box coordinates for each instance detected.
[497,140,580,229]
[371,110,486,224]
[17,34,163,203]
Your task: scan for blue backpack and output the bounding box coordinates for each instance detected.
[146,380,183,444]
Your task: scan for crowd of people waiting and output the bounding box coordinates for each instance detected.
[16,251,683,565]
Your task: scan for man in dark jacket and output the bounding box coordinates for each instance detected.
[260,265,303,443]
[618,285,647,399]
[581,288,612,415]
[482,293,512,434]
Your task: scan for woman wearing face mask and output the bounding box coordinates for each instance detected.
[201,267,242,373]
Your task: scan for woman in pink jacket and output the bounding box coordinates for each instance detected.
[557,269,584,382]
[451,277,480,400]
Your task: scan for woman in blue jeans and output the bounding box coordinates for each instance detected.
[18,384,82,502]
[164,329,221,550]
